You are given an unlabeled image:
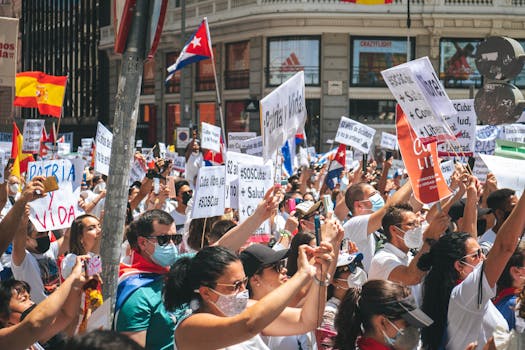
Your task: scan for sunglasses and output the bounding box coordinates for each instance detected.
[461,248,483,261]
[336,263,357,274]
[260,260,287,274]
[145,234,183,246]
[215,276,249,293]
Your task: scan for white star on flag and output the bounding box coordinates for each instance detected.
[190,36,202,48]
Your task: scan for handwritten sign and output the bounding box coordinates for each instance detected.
[57,143,71,155]
[502,124,525,144]
[438,99,477,157]
[382,57,457,144]
[260,71,306,160]
[95,122,112,176]
[26,158,84,190]
[158,142,167,158]
[475,125,500,155]
[201,122,221,153]
[472,155,489,183]
[240,136,263,157]
[129,159,146,185]
[22,119,45,153]
[191,166,226,219]
[439,160,455,186]
[335,116,376,154]
[225,151,264,209]
[238,164,273,236]
[228,132,257,152]
[172,156,186,172]
[380,132,398,150]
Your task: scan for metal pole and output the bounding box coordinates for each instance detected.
[180,0,186,124]
[100,0,149,326]
[406,0,411,62]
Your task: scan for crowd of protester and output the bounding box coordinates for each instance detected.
[0,136,524,350]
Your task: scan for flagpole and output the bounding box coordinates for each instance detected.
[54,74,68,159]
[406,0,411,62]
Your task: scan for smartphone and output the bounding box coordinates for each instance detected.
[385,150,393,160]
[362,154,368,173]
[322,194,333,215]
[85,255,102,277]
[467,156,475,174]
[314,215,321,246]
[6,158,14,167]
[153,177,160,195]
[287,198,296,212]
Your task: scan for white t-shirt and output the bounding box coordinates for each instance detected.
[446,263,508,350]
[368,243,422,306]
[479,228,496,252]
[11,241,60,304]
[261,332,315,350]
[343,214,375,272]
[170,209,187,234]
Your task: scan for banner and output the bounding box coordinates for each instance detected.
[380,131,398,150]
[191,166,226,219]
[26,158,84,191]
[472,155,489,183]
[240,136,263,157]
[22,119,45,153]
[438,99,477,157]
[479,154,525,196]
[260,71,306,160]
[201,122,221,153]
[475,125,500,155]
[228,132,256,153]
[382,57,457,144]
[502,124,525,144]
[0,17,18,87]
[396,106,451,204]
[225,151,264,209]
[95,122,112,176]
[334,116,376,153]
[238,164,273,236]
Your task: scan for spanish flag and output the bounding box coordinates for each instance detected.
[14,71,67,118]
[341,0,392,3]
[11,122,35,178]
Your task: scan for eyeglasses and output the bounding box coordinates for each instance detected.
[461,248,483,261]
[336,263,357,274]
[215,276,249,293]
[260,260,287,274]
[145,234,183,246]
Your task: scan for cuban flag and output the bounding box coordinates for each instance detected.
[166,18,213,82]
[325,144,346,190]
[203,136,225,166]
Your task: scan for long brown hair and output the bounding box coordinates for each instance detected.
[69,214,100,255]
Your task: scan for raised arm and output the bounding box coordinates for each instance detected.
[367,180,412,234]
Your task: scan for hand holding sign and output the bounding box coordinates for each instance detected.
[20,176,46,202]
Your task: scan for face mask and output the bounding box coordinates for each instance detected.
[382,318,404,347]
[396,225,424,250]
[347,267,368,288]
[150,241,179,267]
[8,183,19,194]
[35,236,51,254]
[393,325,421,350]
[182,191,192,206]
[461,260,482,270]
[369,192,385,212]
[210,289,249,317]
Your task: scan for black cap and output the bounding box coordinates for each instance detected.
[240,244,289,277]
[448,198,492,222]
[359,296,433,328]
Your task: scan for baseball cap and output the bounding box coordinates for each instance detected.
[240,244,289,277]
[448,198,492,222]
[336,252,363,268]
[360,295,433,328]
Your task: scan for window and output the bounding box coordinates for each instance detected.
[166,103,181,144]
[225,41,250,89]
[349,99,397,124]
[165,52,181,93]
[226,101,249,131]
[142,59,155,95]
[350,37,415,87]
[267,36,320,86]
[305,99,321,151]
[137,104,157,146]
[439,38,482,88]
[196,46,217,91]
[196,102,216,125]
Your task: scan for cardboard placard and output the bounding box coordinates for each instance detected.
[335,116,376,154]
[191,166,226,219]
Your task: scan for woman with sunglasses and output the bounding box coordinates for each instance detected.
[163,241,334,350]
[416,189,525,350]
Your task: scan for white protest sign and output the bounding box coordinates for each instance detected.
[476,125,501,155]
[307,147,317,159]
[225,151,264,209]
[22,119,45,153]
[479,154,525,196]
[335,116,376,154]
[238,164,273,235]
[438,99,477,156]
[240,136,263,157]
[0,142,11,152]
[344,150,354,171]
[26,158,84,190]
[95,122,112,176]
[129,159,147,185]
[201,122,221,153]
[0,17,18,87]
[260,71,306,160]
[158,142,167,158]
[382,56,457,144]
[57,143,71,155]
[228,132,256,152]
[172,156,186,172]
[502,124,525,143]
[191,166,225,219]
[0,150,5,184]
[81,138,93,149]
[439,160,455,186]
[165,151,177,163]
[472,155,489,183]
[28,182,84,231]
[380,132,398,150]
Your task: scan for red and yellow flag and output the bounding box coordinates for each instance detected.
[341,0,393,4]
[14,71,67,118]
[11,122,35,178]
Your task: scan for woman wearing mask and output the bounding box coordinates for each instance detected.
[334,279,433,350]
[163,242,334,350]
[416,189,525,350]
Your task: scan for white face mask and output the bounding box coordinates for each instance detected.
[336,266,368,289]
[395,223,426,250]
[210,289,249,317]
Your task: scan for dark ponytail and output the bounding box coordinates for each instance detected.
[334,288,363,350]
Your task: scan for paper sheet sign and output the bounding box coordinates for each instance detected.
[22,119,45,153]
[225,151,264,209]
[26,158,84,190]
[238,164,273,236]
[396,106,451,204]
[438,99,476,157]
[335,116,376,154]
[380,132,398,150]
[439,160,455,186]
[228,132,257,152]
[191,166,226,219]
[382,57,457,144]
[476,125,500,155]
[201,122,221,153]
[240,136,263,157]
[95,122,112,176]
[479,154,525,196]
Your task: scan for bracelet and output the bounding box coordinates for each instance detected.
[278,229,291,238]
[313,273,331,287]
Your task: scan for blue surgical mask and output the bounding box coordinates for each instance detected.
[382,318,404,347]
[149,241,179,267]
[369,192,385,212]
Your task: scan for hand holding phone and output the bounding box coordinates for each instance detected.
[85,255,102,277]
[314,215,321,246]
[287,198,296,213]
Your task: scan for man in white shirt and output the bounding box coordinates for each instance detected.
[480,188,517,252]
[170,180,192,234]
[343,181,412,271]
